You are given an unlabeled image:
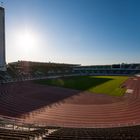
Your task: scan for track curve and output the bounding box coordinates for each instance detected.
[0,77,140,128]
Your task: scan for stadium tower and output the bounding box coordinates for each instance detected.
[0,6,6,71]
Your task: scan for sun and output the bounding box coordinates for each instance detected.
[19,31,35,47]
[16,29,37,52]
[12,27,42,60]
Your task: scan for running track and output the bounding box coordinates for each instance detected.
[0,77,140,128]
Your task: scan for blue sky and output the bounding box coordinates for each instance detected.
[3,0,140,65]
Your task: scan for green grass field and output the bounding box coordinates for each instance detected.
[36,76,128,96]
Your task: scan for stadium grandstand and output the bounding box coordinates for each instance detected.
[1,61,140,84]
[5,60,79,82]
[73,63,140,76]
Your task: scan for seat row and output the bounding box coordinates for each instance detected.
[43,125,140,140]
[0,125,48,140]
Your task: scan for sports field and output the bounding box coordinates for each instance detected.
[36,76,128,96]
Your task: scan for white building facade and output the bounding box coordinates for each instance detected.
[0,7,6,71]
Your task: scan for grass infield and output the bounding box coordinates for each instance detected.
[36,76,128,96]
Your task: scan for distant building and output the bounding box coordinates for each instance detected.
[0,6,6,71]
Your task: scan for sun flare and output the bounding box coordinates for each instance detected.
[16,29,37,51]
[11,27,43,60]
[19,31,35,47]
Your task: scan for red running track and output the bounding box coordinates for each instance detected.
[0,77,140,128]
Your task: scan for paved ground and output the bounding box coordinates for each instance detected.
[0,77,140,128]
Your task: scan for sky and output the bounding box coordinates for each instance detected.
[2,0,140,65]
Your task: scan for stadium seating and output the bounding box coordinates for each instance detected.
[0,118,49,140]
[73,63,140,76]
[43,126,140,140]
[0,127,47,140]
[1,120,140,140]
[1,61,139,83]
[7,61,78,79]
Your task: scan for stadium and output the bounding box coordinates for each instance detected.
[1,3,140,140]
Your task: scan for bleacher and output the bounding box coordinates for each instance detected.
[73,63,140,75]
[43,125,140,140]
[8,61,79,79]
[0,118,48,140]
[3,62,140,82]
[1,119,140,140]
[0,128,47,140]
[0,70,13,84]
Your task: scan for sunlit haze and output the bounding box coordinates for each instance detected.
[4,0,140,65]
